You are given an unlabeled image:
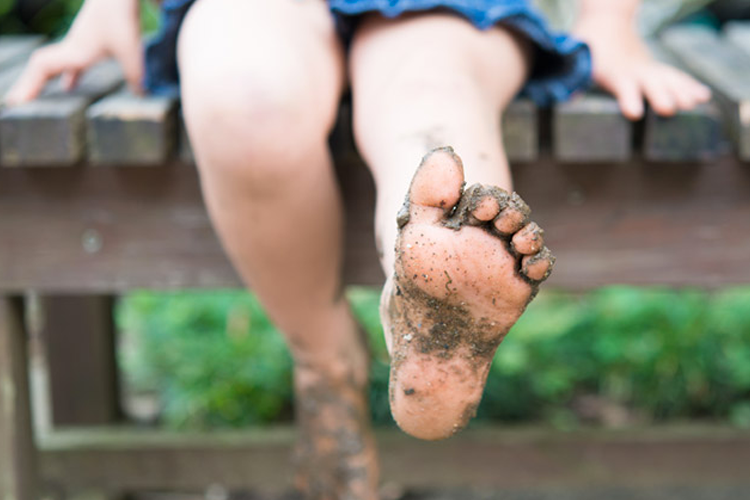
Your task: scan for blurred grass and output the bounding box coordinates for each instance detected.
[117,286,750,430]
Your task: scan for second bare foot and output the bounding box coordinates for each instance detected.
[382,147,554,440]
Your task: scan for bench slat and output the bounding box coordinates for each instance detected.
[38,296,120,427]
[38,426,750,493]
[724,21,750,59]
[503,99,538,162]
[0,61,29,103]
[87,90,177,165]
[0,60,123,167]
[552,94,632,162]
[1,156,749,292]
[0,35,43,70]
[643,41,726,162]
[661,25,750,160]
[0,297,37,500]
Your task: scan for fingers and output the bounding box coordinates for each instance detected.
[641,70,677,117]
[5,42,96,105]
[4,30,144,106]
[641,65,712,117]
[662,67,711,111]
[61,70,82,92]
[602,64,712,120]
[607,75,644,121]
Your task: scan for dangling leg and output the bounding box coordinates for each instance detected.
[351,12,554,440]
[179,1,377,497]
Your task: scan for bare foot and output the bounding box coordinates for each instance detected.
[382,147,554,441]
[292,324,379,500]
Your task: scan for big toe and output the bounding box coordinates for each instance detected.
[409,147,465,210]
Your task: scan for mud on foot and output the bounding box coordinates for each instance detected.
[292,335,379,500]
[382,146,555,441]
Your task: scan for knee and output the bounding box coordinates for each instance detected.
[182,69,337,190]
[177,8,341,190]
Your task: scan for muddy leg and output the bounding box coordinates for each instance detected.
[350,12,552,439]
[179,0,378,496]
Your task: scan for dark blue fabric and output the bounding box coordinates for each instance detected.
[144,0,592,105]
[143,0,194,98]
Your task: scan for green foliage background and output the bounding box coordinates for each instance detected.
[0,0,159,36]
[117,287,750,430]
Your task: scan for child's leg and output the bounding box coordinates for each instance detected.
[178,1,377,498]
[350,12,554,440]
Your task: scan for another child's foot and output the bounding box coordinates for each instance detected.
[382,147,554,440]
[293,325,379,500]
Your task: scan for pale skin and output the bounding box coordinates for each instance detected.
[5,0,711,498]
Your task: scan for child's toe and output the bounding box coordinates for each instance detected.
[409,147,465,210]
[512,222,544,255]
[494,192,530,235]
[521,247,555,282]
[471,195,501,222]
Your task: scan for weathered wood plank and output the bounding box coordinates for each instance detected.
[0,156,749,291]
[0,297,37,500]
[38,426,750,493]
[178,112,194,164]
[503,99,538,162]
[644,103,725,162]
[553,94,632,162]
[0,59,33,100]
[724,21,750,60]
[39,296,120,427]
[0,36,43,70]
[643,42,727,162]
[661,25,750,160]
[87,91,177,165]
[0,60,123,167]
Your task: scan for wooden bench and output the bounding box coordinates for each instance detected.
[4,23,750,499]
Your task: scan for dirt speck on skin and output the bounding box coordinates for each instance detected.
[404,388,416,396]
[443,184,510,231]
[388,278,506,372]
[397,195,411,228]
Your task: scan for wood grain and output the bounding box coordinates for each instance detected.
[724,21,750,60]
[39,296,121,427]
[0,60,123,167]
[87,91,177,165]
[644,102,726,162]
[661,25,750,160]
[644,41,727,162]
[0,36,43,70]
[38,426,750,493]
[0,297,37,500]
[1,156,749,291]
[553,94,632,162]
[503,99,538,162]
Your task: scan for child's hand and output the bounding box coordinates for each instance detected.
[5,0,143,105]
[573,3,711,120]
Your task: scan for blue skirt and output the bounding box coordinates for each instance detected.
[144,0,592,105]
